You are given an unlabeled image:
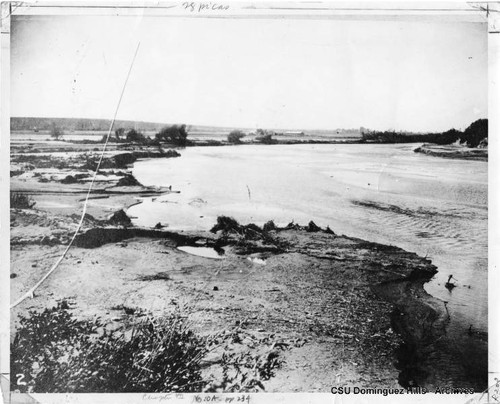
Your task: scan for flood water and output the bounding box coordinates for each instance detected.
[129,143,487,335]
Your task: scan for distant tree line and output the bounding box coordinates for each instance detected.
[360,119,487,147]
[11,117,169,132]
[108,124,190,147]
[226,129,278,144]
[116,126,277,146]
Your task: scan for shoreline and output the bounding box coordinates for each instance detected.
[414,144,488,161]
[9,141,487,391]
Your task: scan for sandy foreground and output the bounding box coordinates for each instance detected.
[9,141,486,392]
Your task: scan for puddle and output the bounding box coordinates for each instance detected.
[177,246,224,259]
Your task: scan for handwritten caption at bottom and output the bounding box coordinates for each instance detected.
[193,395,250,403]
[142,394,250,403]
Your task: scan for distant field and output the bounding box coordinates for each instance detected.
[11,129,361,143]
[11,130,110,143]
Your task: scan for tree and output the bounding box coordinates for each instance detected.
[50,123,64,140]
[115,128,125,141]
[434,129,461,145]
[227,130,246,144]
[461,119,488,148]
[255,129,275,144]
[126,129,146,143]
[155,124,189,146]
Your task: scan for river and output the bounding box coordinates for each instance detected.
[129,143,487,336]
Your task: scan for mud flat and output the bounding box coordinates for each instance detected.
[10,143,180,220]
[414,144,487,161]
[9,142,486,392]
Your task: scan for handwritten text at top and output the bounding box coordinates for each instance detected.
[182,2,230,12]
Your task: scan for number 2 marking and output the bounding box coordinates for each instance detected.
[16,373,26,386]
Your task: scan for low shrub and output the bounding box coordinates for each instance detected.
[80,155,116,171]
[50,123,64,140]
[227,130,246,144]
[108,209,132,226]
[210,216,289,254]
[255,133,275,144]
[10,192,36,209]
[116,174,142,187]
[136,272,171,281]
[11,301,207,393]
[126,129,147,143]
[206,347,281,392]
[113,153,137,168]
[11,301,283,393]
[61,175,78,184]
[210,216,241,234]
[10,170,25,177]
[155,125,189,146]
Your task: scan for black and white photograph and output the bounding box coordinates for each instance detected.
[1,1,498,402]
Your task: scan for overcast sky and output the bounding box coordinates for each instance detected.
[11,14,487,131]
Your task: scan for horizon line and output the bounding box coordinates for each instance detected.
[10,115,483,134]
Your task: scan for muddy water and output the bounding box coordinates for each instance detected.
[130,144,487,339]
